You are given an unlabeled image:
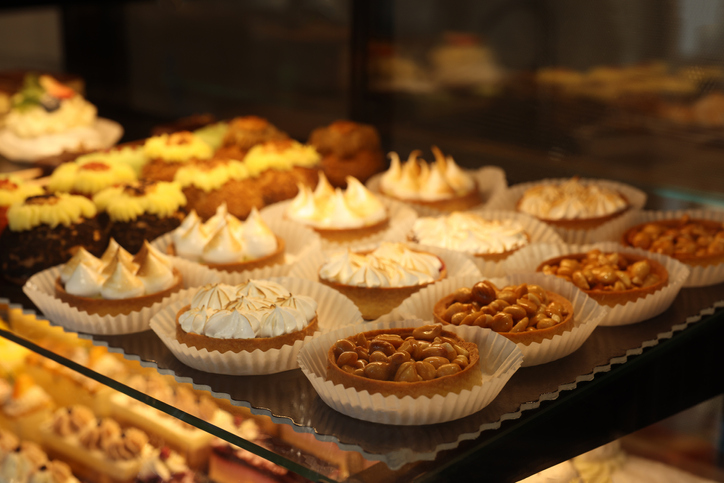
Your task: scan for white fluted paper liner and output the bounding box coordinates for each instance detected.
[151,218,322,288]
[408,209,564,278]
[288,242,482,284]
[484,178,647,244]
[297,318,522,425]
[586,208,724,287]
[22,266,186,335]
[504,242,690,326]
[149,277,363,375]
[366,166,508,217]
[259,197,418,251]
[387,273,608,367]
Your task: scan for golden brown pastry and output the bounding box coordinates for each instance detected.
[215,115,289,160]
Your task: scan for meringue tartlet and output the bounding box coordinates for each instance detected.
[286,172,389,242]
[54,239,183,316]
[318,242,447,319]
[516,178,629,229]
[169,203,285,272]
[378,146,481,212]
[175,280,319,353]
[409,212,530,262]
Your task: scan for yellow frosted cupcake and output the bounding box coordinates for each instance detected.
[141,131,213,182]
[47,156,136,197]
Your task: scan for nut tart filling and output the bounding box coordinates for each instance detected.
[317,242,447,320]
[150,277,362,375]
[298,318,523,425]
[392,274,607,366]
[503,242,690,327]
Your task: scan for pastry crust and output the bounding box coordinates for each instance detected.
[537,252,669,307]
[408,231,531,262]
[326,326,481,398]
[622,218,724,267]
[515,192,630,230]
[54,268,183,316]
[319,253,447,320]
[433,290,575,346]
[168,235,285,273]
[140,158,184,183]
[175,304,318,353]
[380,183,482,212]
[311,217,390,243]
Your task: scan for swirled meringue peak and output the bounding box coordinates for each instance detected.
[517,178,628,220]
[286,172,387,229]
[319,242,443,288]
[171,204,277,263]
[179,281,317,340]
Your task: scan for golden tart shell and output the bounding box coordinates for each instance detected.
[54,268,183,317]
[168,235,285,273]
[300,216,389,243]
[515,192,630,230]
[379,183,482,212]
[175,304,318,353]
[407,231,531,263]
[326,326,480,398]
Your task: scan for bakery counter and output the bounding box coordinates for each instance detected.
[1,275,723,481]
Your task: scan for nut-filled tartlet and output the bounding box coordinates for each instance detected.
[318,242,446,320]
[538,249,668,307]
[174,280,319,354]
[622,214,724,267]
[54,239,183,316]
[326,324,481,398]
[433,281,574,345]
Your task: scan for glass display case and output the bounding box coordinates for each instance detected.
[0,1,723,481]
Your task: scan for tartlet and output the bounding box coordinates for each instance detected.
[286,171,389,243]
[53,239,183,316]
[622,215,724,267]
[537,249,668,307]
[174,281,319,354]
[169,204,285,272]
[516,177,630,230]
[326,324,481,398]
[377,146,481,212]
[408,211,531,262]
[308,120,385,187]
[433,281,575,345]
[141,131,213,182]
[318,242,447,319]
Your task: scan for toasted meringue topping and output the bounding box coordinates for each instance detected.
[286,173,387,229]
[410,212,530,255]
[135,252,175,294]
[319,242,443,288]
[180,281,316,340]
[59,247,103,284]
[518,178,628,220]
[101,262,145,300]
[380,147,476,201]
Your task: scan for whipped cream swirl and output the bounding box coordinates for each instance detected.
[380,147,476,201]
[60,240,176,299]
[178,280,317,340]
[171,204,278,264]
[286,172,387,229]
[410,212,529,255]
[518,178,628,220]
[319,242,443,288]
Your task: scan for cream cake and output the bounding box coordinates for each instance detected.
[169,203,284,272]
[318,242,446,319]
[286,172,388,242]
[409,212,530,261]
[0,374,54,443]
[0,429,79,483]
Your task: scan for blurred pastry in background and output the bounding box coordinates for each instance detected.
[47,156,137,198]
[0,175,44,235]
[141,131,213,182]
[215,115,289,161]
[429,32,505,95]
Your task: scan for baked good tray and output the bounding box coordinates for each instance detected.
[1,283,723,470]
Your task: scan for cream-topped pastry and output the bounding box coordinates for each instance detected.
[47,158,136,196]
[6,193,96,232]
[0,176,44,209]
[318,242,447,319]
[175,280,319,353]
[517,178,629,228]
[169,204,283,271]
[144,131,213,163]
[243,139,320,176]
[409,212,530,261]
[174,159,250,193]
[378,147,480,211]
[0,374,55,444]
[74,145,149,176]
[54,239,182,316]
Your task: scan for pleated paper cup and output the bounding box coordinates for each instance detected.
[366,166,508,217]
[297,318,522,425]
[149,277,363,375]
[407,209,564,278]
[504,242,690,326]
[22,266,185,335]
[586,209,724,287]
[152,218,321,288]
[259,197,417,252]
[485,178,647,244]
[389,273,607,367]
